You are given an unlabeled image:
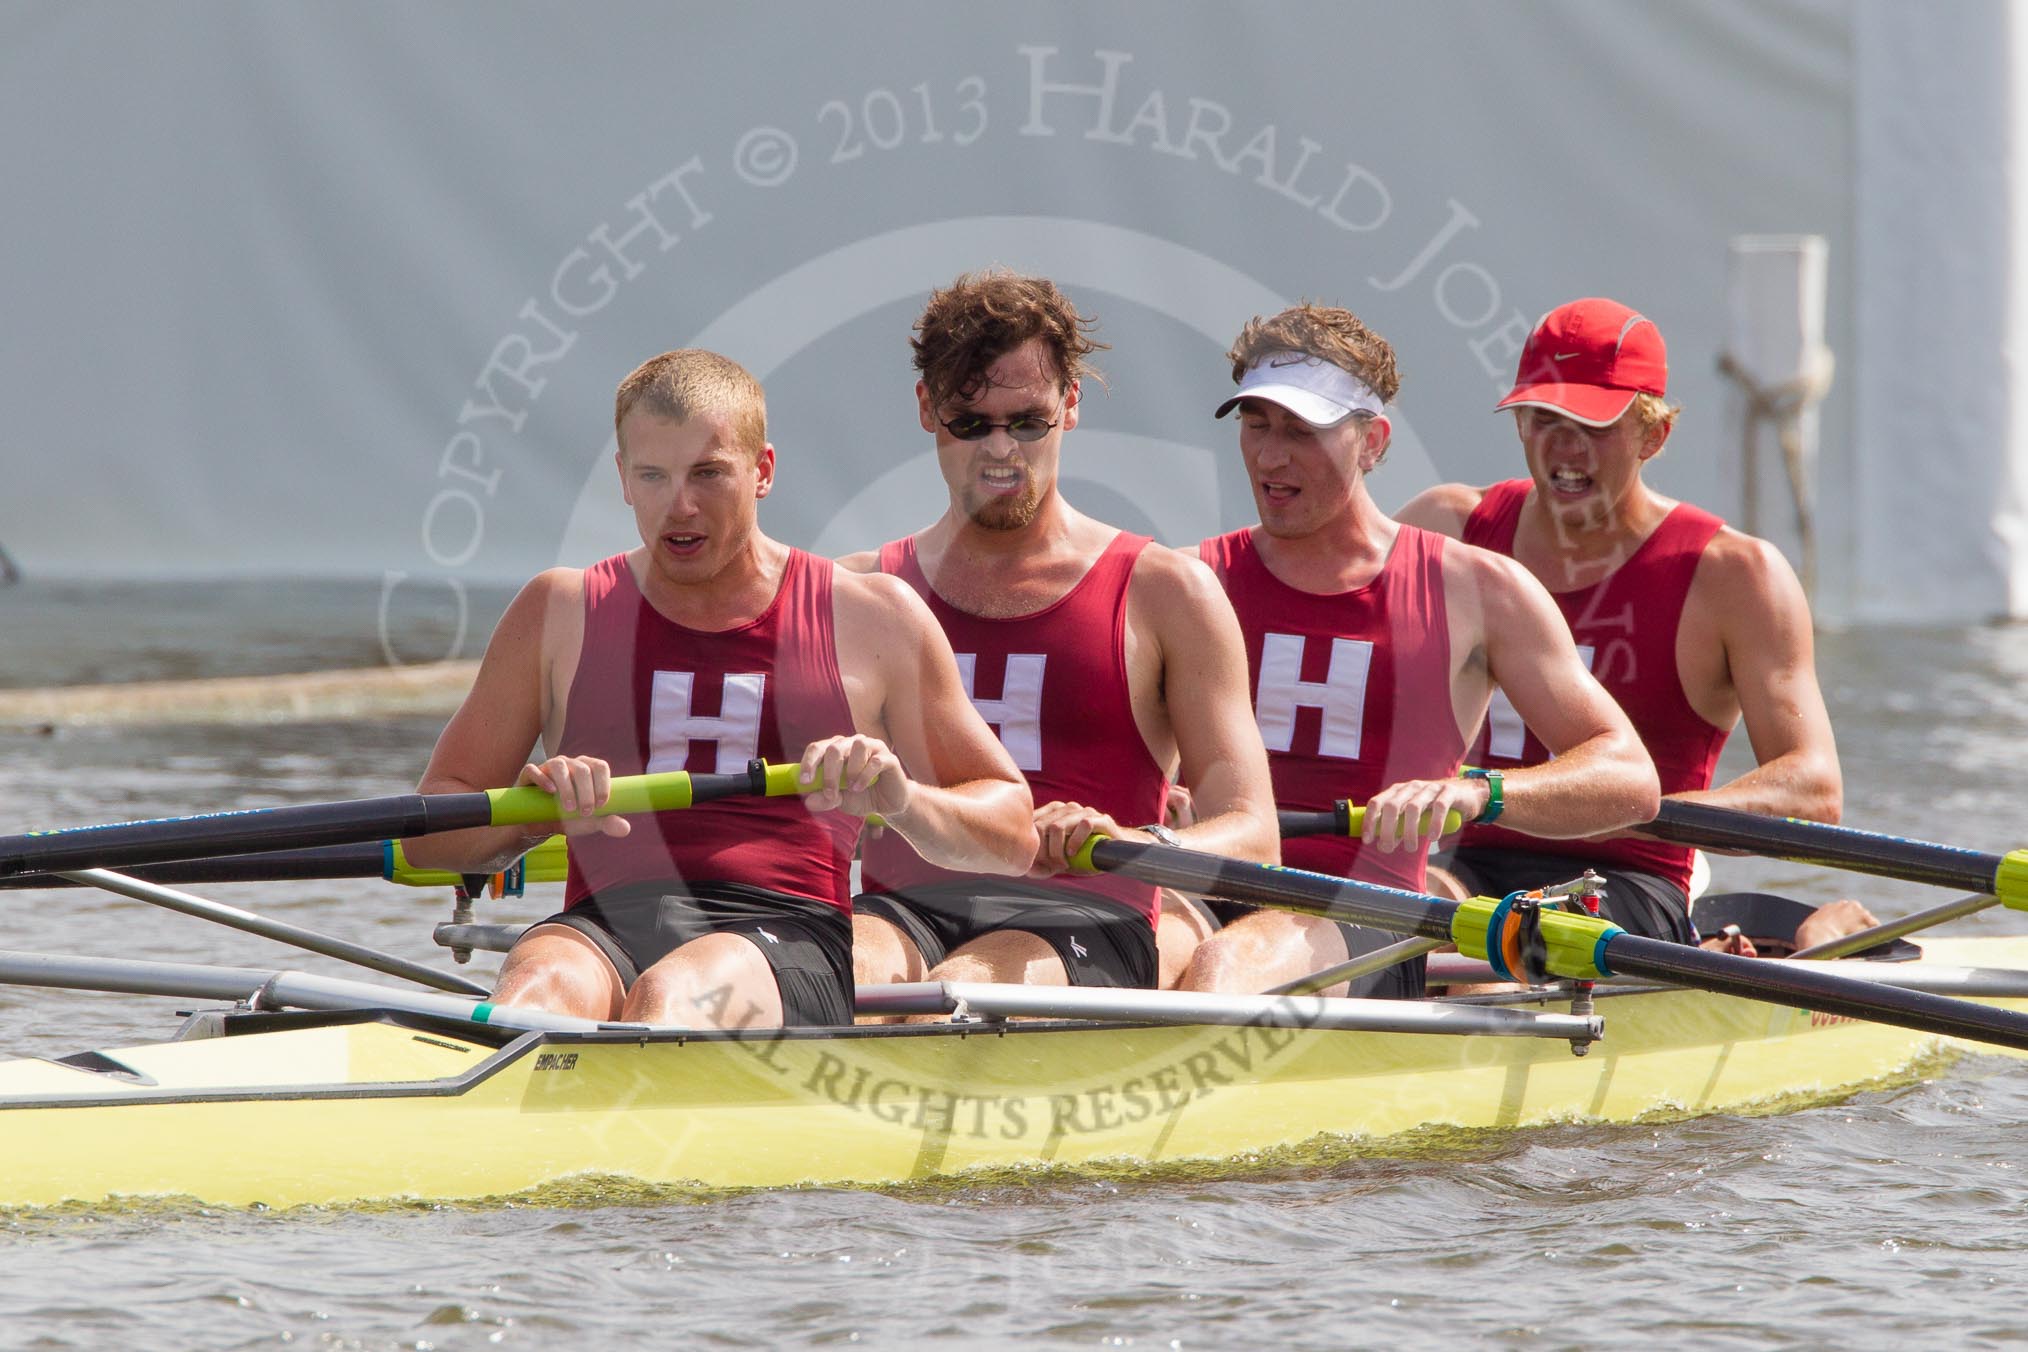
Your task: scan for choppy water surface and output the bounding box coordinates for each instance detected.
[3,584,2028,1349]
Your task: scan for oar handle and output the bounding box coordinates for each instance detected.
[1276,801,1464,840]
[483,760,806,825]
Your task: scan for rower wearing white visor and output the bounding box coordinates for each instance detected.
[1168,302,1659,998]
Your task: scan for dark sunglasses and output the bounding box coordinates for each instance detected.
[940,410,1062,443]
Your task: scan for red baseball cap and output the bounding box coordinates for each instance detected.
[1496,298,1668,428]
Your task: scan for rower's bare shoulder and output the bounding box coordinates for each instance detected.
[1396,481,1488,537]
[1440,534,1542,602]
[831,565,938,638]
[1130,540,1229,617]
[833,548,881,575]
[1689,526,1808,627]
[484,567,587,661]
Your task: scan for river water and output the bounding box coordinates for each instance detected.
[2,581,2027,1349]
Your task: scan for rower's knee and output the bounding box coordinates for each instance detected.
[1179,930,1255,995]
[623,934,783,1030]
[1156,890,1216,990]
[491,927,622,1020]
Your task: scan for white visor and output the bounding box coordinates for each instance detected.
[1214,350,1385,427]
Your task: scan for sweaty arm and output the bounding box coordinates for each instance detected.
[1467,552,1661,836]
[403,568,617,872]
[1668,536,1842,822]
[832,572,1038,875]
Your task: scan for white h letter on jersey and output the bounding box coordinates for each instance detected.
[647,671,766,774]
[956,652,1047,772]
[1254,634,1373,760]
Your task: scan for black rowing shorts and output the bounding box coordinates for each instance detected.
[855,879,1158,990]
[1439,846,1696,946]
[534,880,855,1026]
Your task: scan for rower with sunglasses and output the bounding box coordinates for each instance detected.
[843,269,1279,999]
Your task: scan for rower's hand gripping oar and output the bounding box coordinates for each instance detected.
[0,761,809,879]
[1067,833,2028,1055]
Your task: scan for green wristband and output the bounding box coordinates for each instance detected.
[1462,767,1504,824]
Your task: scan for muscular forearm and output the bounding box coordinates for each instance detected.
[882,779,1040,876]
[1168,801,1280,866]
[1497,734,1661,839]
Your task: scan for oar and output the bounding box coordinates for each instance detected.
[0,762,804,879]
[1639,799,2028,908]
[54,868,490,996]
[1069,835,2028,1054]
[1285,797,2026,954]
[0,835,571,891]
[0,949,612,1034]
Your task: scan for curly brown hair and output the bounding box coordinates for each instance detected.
[911,269,1108,408]
[1226,303,1401,404]
[613,348,767,459]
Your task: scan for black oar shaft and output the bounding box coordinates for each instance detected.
[1088,839,1457,942]
[1644,801,2006,896]
[0,843,393,890]
[0,764,779,880]
[1602,932,2028,1051]
[1277,806,1349,838]
[0,793,492,879]
[1084,839,2028,1055]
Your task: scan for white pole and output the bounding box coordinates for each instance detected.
[1721,235,1834,610]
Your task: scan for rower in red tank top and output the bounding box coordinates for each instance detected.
[404,347,1036,1030]
[1175,304,1658,999]
[859,531,1167,920]
[845,271,1281,998]
[1198,524,1464,893]
[1458,480,1728,894]
[1397,298,1850,950]
[557,548,861,912]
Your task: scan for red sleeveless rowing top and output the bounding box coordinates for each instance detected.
[859,531,1167,927]
[1200,526,1465,891]
[557,550,861,913]
[1460,479,1730,891]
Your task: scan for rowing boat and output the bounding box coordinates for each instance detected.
[2,933,2025,1209]
[9,771,2028,1209]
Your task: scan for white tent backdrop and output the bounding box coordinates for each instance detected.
[1,1,2022,626]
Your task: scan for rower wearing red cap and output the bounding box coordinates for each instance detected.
[1174,303,1659,998]
[1399,297,1869,949]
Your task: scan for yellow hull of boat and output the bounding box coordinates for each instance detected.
[1,936,2021,1209]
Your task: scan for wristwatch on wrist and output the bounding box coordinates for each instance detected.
[1461,767,1504,824]
[1139,823,1184,846]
